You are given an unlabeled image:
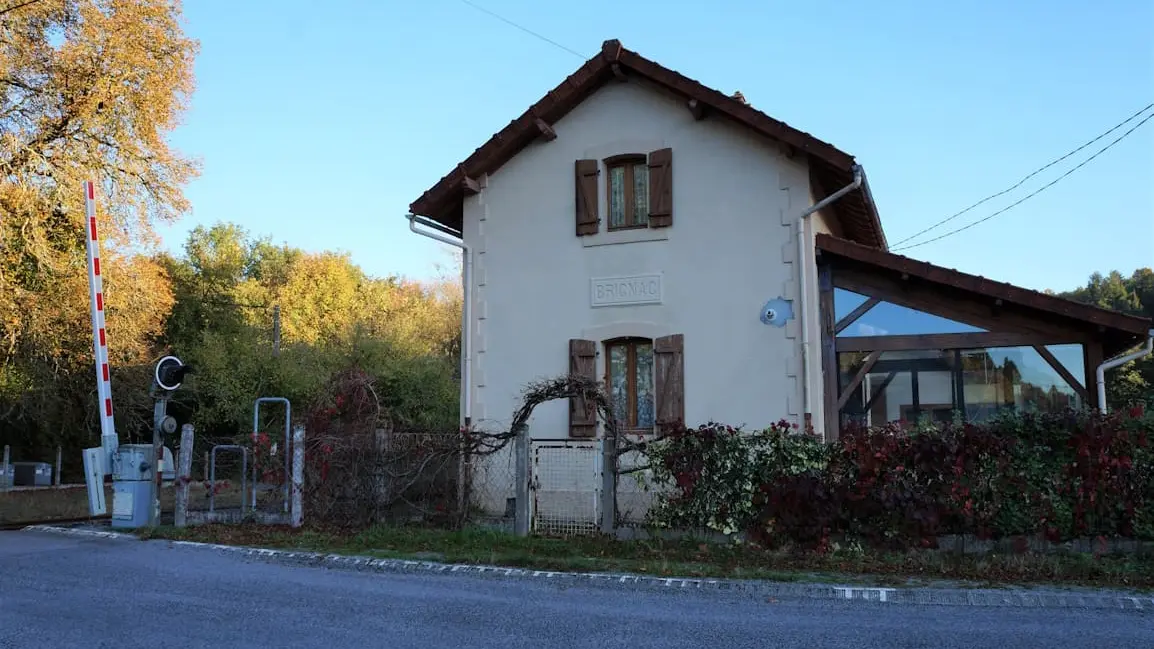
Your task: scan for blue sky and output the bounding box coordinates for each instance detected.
[159,0,1153,292]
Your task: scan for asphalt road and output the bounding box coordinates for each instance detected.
[1,530,1151,649]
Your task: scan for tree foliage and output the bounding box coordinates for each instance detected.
[0,3,461,467]
[0,0,196,456]
[0,0,198,242]
[1058,268,1154,409]
[158,222,462,443]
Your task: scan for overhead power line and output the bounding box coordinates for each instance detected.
[891,102,1154,249]
[891,108,1154,253]
[455,0,587,59]
[449,0,1151,255]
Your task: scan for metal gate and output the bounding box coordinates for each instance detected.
[529,439,601,536]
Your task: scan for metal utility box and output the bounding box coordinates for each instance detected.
[12,462,52,487]
[111,444,155,529]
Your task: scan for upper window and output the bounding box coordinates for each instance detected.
[605,337,655,432]
[605,155,649,230]
[574,148,672,237]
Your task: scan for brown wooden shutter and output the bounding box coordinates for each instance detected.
[574,159,600,236]
[654,334,684,432]
[647,147,673,228]
[569,339,597,438]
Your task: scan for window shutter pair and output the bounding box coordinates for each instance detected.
[567,335,684,438]
[573,148,673,236]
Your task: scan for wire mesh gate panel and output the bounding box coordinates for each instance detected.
[530,440,600,536]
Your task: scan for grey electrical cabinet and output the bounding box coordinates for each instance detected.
[12,462,52,487]
[111,444,155,529]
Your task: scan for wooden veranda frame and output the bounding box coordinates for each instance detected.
[816,260,1114,440]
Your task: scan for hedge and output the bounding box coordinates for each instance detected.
[641,408,1154,550]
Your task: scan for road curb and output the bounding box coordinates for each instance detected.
[22,524,1153,610]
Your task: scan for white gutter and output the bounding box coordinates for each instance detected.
[408,214,473,428]
[1095,329,1154,414]
[796,165,863,432]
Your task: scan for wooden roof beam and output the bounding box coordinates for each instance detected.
[461,174,481,196]
[687,98,708,121]
[533,118,556,142]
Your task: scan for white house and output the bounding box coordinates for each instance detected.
[408,39,887,439]
[407,40,1152,524]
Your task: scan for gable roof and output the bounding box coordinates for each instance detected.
[408,39,887,249]
[815,233,1152,356]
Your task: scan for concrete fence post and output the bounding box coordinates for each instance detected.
[55,446,62,486]
[1,445,9,491]
[372,427,390,522]
[455,422,469,528]
[599,429,617,535]
[290,424,305,528]
[513,423,530,537]
[174,424,195,528]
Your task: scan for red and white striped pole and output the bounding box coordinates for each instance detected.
[84,181,118,470]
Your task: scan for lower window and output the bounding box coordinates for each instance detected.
[605,337,655,432]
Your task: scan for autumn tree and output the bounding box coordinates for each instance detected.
[160,223,461,442]
[0,0,197,456]
[1059,268,1154,410]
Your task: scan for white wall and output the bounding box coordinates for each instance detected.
[461,80,818,441]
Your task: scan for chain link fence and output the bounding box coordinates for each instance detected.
[466,443,517,531]
[614,434,656,527]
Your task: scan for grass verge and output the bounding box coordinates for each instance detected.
[0,481,249,524]
[138,524,1154,590]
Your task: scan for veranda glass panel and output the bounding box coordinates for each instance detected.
[839,345,1084,427]
[834,288,870,322]
[840,367,914,427]
[1045,344,1086,387]
[840,300,986,337]
[839,350,959,426]
[961,346,1083,417]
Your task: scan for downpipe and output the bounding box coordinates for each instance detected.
[1096,330,1154,414]
[795,165,863,433]
[407,214,473,429]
